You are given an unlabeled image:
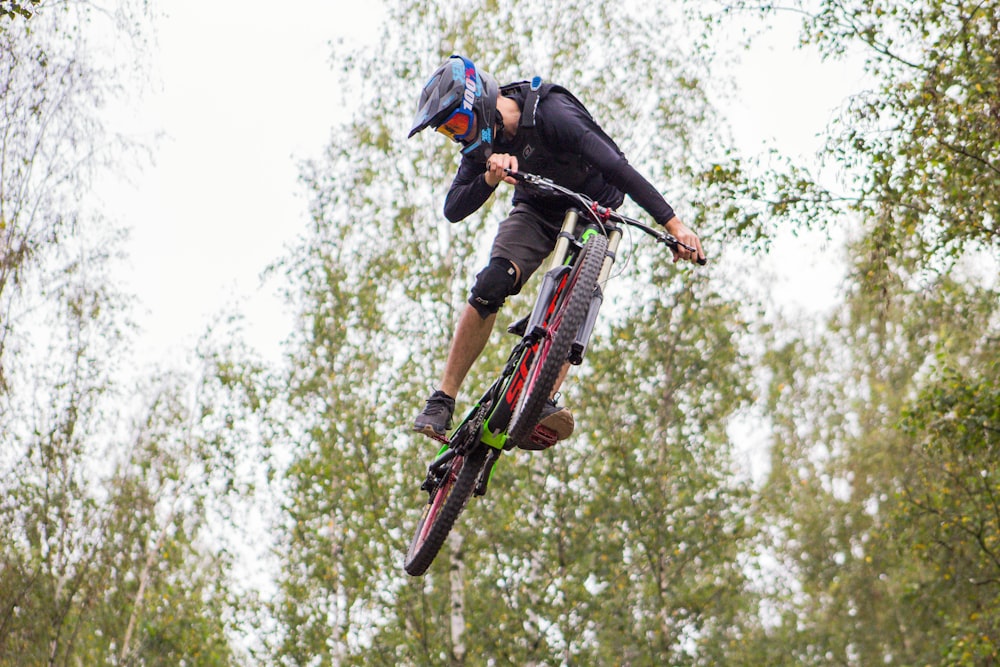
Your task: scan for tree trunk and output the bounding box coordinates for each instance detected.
[449,530,466,665]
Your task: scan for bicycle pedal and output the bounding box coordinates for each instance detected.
[506,315,529,337]
[420,430,450,445]
[523,425,558,450]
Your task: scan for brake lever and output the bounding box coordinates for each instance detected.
[660,233,708,266]
[502,167,525,182]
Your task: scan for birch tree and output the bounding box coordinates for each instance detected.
[1,3,264,664]
[705,0,1000,663]
[269,0,760,664]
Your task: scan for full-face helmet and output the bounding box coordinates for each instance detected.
[408,55,499,162]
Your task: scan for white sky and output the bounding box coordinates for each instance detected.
[109,3,864,370]
[111,1,385,365]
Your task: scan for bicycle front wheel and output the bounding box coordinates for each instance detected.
[404,444,489,576]
[507,233,608,449]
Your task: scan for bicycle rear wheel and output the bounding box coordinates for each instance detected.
[507,233,607,449]
[404,444,489,576]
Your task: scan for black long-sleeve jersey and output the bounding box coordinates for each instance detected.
[442,83,676,226]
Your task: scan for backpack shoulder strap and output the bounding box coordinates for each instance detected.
[502,77,591,130]
[521,76,543,129]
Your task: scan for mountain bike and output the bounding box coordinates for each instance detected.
[404,169,703,576]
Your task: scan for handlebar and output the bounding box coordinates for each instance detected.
[503,169,706,265]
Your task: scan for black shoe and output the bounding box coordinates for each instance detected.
[413,390,455,439]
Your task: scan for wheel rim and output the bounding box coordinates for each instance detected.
[412,455,462,552]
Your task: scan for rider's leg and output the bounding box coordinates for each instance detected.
[435,305,573,443]
[440,256,521,396]
[415,204,575,440]
[413,259,520,437]
[439,305,497,398]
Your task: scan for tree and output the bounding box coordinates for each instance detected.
[899,359,1000,666]
[0,0,40,20]
[1,3,265,664]
[701,0,1000,663]
[798,0,1000,258]
[0,0,144,391]
[268,0,761,664]
[0,234,250,666]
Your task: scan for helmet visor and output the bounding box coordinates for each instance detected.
[436,107,475,143]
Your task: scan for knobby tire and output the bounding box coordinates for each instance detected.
[507,233,607,449]
[404,444,489,576]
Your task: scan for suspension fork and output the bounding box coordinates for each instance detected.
[598,225,622,289]
[524,210,622,366]
[570,225,620,364]
[519,207,582,344]
[548,208,581,269]
[550,208,622,288]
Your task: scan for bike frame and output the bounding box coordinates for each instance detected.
[406,170,702,576]
[482,208,607,444]
[426,171,698,479]
[421,208,596,495]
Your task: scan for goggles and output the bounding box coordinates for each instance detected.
[436,106,476,143]
[435,55,478,144]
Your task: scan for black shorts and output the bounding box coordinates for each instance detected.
[489,203,563,291]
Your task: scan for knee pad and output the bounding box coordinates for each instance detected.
[469,257,519,319]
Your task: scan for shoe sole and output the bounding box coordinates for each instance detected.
[538,409,574,441]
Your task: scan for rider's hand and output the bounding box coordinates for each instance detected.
[485,153,519,187]
[664,216,706,264]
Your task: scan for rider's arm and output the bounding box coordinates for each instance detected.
[582,126,704,261]
[541,94,676,226]
[443,156,496,222]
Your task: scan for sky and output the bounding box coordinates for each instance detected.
[111,1,385,366]
[109,2,864,371]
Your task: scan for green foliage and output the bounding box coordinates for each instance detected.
[746,220,999,664]
[0,267,248,667]
[1,2,260,664]
[722,0,999,261]
[0,0,148,392]
[694,153,843,254]
[829,0,1000,260]
[705,1,1000,662]
[568,273,760,665]
[897,358,1000,666]
[0,0,40,21]
[267,0,759,664]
